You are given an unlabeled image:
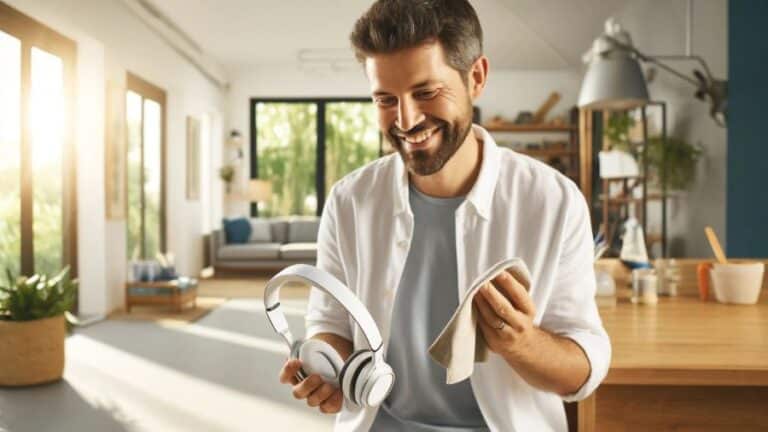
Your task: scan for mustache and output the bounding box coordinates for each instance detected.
[389,118,447,139]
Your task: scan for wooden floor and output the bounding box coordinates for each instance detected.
[198,274,311,300]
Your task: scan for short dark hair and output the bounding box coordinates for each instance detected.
[350,0,483,82]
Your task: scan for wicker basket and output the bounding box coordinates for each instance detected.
[0,314,65,386]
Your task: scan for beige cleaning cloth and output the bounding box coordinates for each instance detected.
[428,257,531,384]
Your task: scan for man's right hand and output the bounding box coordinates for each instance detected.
[279,358,344,414]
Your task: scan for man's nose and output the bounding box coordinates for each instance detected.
[396,98,425,133]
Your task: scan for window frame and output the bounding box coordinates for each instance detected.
[126,72,167,258]
[0,1,78,278]
[249,97,382,217]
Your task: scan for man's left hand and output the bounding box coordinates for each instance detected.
[473,270,538,363]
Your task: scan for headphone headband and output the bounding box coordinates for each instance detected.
[264,264,383,352]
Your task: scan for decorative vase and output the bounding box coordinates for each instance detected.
[0,314,66,386]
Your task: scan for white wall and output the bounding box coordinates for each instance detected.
[7,0,226,315]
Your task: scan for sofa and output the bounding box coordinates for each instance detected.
[210,217,319,271]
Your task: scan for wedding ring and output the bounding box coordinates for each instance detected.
[494,319,505,330]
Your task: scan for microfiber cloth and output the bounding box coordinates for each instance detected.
[428,257,531,384]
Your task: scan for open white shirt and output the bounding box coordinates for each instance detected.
[306,124,611,432]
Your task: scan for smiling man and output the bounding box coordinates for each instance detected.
[278,1,611,431]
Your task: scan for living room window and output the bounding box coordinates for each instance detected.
[125,72,166,260]
[0,3,77,278]
[250,98,382,217]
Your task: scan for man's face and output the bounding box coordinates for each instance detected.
[365,42,474,176]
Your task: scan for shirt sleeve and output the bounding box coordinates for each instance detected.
[540,182,612,402]
[305,185,354,341]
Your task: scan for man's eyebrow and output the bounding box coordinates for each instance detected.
[372,80,440,96]
[409,80,439,90]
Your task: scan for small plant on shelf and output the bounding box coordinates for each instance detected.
[603,111,703,190]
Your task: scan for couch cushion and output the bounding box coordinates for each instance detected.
[269,219,290,244]
[288,219,319,243]
[222,218,251,244]
[218,243,281,260]
[249,218,272,243]
[279,243,317,260]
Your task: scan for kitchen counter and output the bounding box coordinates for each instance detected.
[577,291,768,431]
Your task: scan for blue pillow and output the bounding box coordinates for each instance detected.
[222,218,252,244]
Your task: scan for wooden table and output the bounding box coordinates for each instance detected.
[125,279,198,313]
[578,291,768,431]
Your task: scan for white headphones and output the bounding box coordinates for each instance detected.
[264,264,395,408]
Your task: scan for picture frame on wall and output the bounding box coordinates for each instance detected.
[105,80,127,220]
[186,115,201,200]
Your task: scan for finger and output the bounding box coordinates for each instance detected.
[473,288,501,326]
[319,389,344,414]
[475,313,500,350]
[292,374,324,400]
[492,271,535,317]
[280,359,302,385]
[307,382,337,408]
[478,284,528,332]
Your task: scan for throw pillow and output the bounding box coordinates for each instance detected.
[222,218,251,244]
[249,219,272,243]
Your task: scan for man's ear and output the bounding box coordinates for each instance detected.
[468,55,489,100]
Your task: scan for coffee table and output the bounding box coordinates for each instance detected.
[125,277,198,313]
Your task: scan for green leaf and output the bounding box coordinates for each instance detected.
[0,267,78,321]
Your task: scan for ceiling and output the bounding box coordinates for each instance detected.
[149,0,629,73]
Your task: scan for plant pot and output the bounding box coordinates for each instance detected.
[0,314,66,386]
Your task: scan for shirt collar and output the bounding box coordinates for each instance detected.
[393,124,500,220]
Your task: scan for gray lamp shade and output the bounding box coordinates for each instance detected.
[578,52,649,110]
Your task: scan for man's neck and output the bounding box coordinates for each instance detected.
[409,129,483,198]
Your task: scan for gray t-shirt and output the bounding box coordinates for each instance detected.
[370,185,489,432]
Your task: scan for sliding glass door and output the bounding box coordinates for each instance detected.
[251,98,381,217]
[0,3,77,278]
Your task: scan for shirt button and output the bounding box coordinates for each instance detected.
[397,239,409,249]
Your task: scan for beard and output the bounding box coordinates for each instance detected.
[385,109,474,177]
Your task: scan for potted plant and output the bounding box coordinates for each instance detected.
[0,267,78,386]
[604,111,703,190]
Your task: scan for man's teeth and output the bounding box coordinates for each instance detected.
[405,128,438,144]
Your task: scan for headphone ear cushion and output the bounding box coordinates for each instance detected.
[297,339,344,383]
[360,362,395,407]
[353,356,376,406]
[339,350,374,406]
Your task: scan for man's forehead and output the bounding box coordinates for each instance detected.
[364,43,448,94]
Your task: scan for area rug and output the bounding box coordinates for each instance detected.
[198,277,310,299]
[107,297,227,326]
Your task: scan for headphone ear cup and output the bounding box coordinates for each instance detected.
[360,362,395,407]
[290,340,308,381]
[297,339,344,383]
[339,350,374,407]
[353,356,376,406]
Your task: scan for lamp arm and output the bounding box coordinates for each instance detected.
[604,35,703,88]
[646,54,714,81]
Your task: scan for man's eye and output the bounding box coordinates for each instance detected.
[415,90,438,100]
[375,96,397,107]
